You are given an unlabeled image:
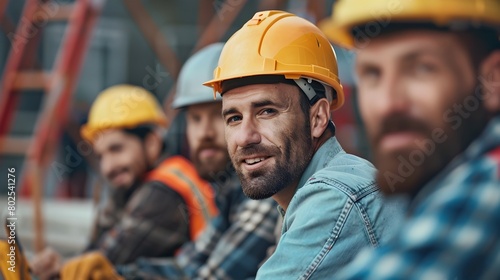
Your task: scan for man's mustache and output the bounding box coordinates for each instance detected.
[107,167,128,181]
[196,142,227,155]
[374,113,431,145]
[233,144,280,163]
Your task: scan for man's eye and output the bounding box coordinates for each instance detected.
[226,115,242,124]
[110,144,122,153]
[189,114,201,123]
[260,108,277,115]
[358,68,380,86]
[414,63,436,75]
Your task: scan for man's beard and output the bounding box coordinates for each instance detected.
[110,180,141,209]
[107,151,150,208]
[233,125,314,200]
[373,91,488,196]
[192,143,230,182]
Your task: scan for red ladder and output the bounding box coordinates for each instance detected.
[0,0,105,252]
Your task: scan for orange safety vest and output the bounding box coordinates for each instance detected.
[145,155,219,240]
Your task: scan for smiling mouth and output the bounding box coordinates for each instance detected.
[240,155,273,170]
[244,157,267,165]
[111,171,126,180]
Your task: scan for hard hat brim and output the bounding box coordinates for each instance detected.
[204,72,345,111]
[321,0,500,49]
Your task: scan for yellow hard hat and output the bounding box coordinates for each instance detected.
[203,10,345,111]
[320,0,500,49]
[81,84,167,142]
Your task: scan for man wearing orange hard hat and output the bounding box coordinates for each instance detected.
[321,0,500,278]
[204,10,407,279]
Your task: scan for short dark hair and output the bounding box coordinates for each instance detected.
[297,79,329,115]
[123,124,167,153]
[457,27,500,69]
[123,125,155,141]
[297,80,336,135]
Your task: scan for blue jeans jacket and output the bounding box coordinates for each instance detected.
[256,137,408,280]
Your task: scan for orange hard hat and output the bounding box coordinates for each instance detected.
[204,10,345,111]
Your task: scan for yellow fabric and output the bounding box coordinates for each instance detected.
[80,84,168,142]
[0,240,31,280]
[203,10,345,111]
[60,252,123,280]
[320,0,500,48]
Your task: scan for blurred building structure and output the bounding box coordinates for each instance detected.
[0,0,365,257]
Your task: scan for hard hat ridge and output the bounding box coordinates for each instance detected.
[204,10,345,111]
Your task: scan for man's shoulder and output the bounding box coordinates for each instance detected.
[127,180,186,211]
[218,181,277,225]
[437,146,500,190]
[306,152,378,199]
[464,146,500,178]
[288,152,381,221]
[414,146,500,216]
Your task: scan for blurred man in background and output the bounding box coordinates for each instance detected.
[31,84,219,279]
[321,0,500,278]
[204,11,407,279]
[59,43,279,280]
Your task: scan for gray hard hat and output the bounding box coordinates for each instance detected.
[172,43,224,109]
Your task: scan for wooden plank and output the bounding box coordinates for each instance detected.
[36,3,74,22]
[0,136,31,155]
[12,71,49,90]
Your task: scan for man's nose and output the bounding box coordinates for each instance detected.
[199,117,216,140]
[234,117,261,148]
[100,155,115,178]
[377,72,411,117]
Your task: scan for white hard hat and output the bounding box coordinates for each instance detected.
[172,43,224,109]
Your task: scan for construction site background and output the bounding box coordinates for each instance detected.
[0,0,363,260]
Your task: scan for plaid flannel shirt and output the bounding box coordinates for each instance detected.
[340,116,500,279]
[87,180,190,264]
[118,173,279,280]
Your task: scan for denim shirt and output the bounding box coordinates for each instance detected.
[256,137,408,280]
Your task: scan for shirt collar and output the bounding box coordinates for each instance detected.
[462,116,500,160]
[411,116,500,208]
[297,136,344,191]
[276,136,343,217]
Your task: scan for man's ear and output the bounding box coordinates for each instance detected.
[144,132,163,165]
[480,50,500,113]
[310,98,331,139]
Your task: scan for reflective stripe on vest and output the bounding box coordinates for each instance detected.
[145,156,218,240]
